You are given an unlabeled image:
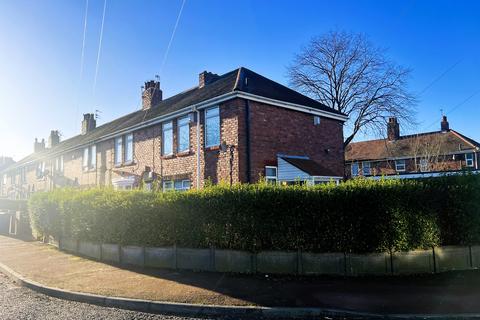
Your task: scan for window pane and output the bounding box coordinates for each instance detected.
[177,116,190,152]
[351,163,359,176]
[125,133,133,163]
[90,145,96,168]
[83,148,89,168]
[182,180,191,189]
[205,107,220,147]
[163,122,173,155]
[174,180,183,190]
[163,180,173,191]
[362,162,371,176]
[265,167,277,177]
[115,137,123,165]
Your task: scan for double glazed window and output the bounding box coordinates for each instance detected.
[362,162,371,176]
[466,153,475,167]
[83,145,96,170]
[265,166,278,184]
[177,116,190,152]
[351,162,359,177]
[162,122,173,155]
[115,133,134,165]
[395,159,406,172]
[205,107,220,147]
[55,156,64,174]
[163,179,191,192]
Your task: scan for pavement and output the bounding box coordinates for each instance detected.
[2,236,480,317]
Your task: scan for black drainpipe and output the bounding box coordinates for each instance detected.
[244,99,251,183]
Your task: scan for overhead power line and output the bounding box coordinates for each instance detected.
[159,0,187,76]
[75,0,90,130]
[418,58,463,96]
[93,0,107,101]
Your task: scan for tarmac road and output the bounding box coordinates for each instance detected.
[0,273,355,320]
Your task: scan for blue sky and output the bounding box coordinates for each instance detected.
[0,0,479,160]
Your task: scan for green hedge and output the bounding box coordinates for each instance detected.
[27,175,480,253]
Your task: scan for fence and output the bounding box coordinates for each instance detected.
[52,238,480,276]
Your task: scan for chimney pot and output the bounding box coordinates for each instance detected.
[142,80,162,110]
[441,115,450,132]
[48,130,60,148]
[198,71,220,88]
[34,138,46,153]
[82,113,96,135]
[387,117,400,141]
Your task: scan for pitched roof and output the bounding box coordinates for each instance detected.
[3,67,344,173]
[345,129,480,162]
[280,157,339,177]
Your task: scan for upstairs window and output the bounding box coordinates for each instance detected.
[83,145,96,170]
[314,116,321,125]
[162,122,173,155]
[125,133,134,163]
[55,156,64,173]
[351,162,359,177]
[395,159,406,172]
[115,133,134,165]
[362,162,371,176]
[466,153,475,167]
[36,162,46,179]
[177,116,190,152]
[265,166,278,184]
[115,136,123,165]
[205,106,220,147]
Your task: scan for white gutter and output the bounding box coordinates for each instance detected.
[3,91,347,173]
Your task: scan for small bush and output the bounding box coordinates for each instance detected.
[27,175,480,253]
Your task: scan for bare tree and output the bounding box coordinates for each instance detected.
[288,30,417,147]
[410,134,448,172]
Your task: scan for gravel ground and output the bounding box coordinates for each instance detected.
[0,273,354,320]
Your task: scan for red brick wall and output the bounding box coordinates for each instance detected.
[2,97,345,197]
[241,100,345,182]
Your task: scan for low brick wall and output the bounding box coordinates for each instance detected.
[56,238,480,276]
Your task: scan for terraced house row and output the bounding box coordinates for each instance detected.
[0,67,347,198]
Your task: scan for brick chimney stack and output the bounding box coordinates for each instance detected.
[142,80,162,110]
[34,138,45,153]
[198,71,220,88]
[81,113,96,135]
[387,117,400,141]
[441,115,450,132]
[48,130,60,148]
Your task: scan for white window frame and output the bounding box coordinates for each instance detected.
[115,136,123,165]
[163,180,174,192]
[205,106,220,148]
[351,162,359,177]
[174,179,191,191]
[419,158,429,172]
[162,121,173,156]
[395,159,406,172]
[83,145,96,171]
[83,147,89,170]
[177,116,190,153]
[362,162,371,176]
[125,133,134,164]
[313,116,321,125]
[466,153,475,167]
[265,166,278,184]
[90,145,96,169]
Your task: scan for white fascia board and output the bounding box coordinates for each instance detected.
[347,149,478,163]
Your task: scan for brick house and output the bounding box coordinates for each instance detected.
[345,116,480,179]
[0,67,347,198]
